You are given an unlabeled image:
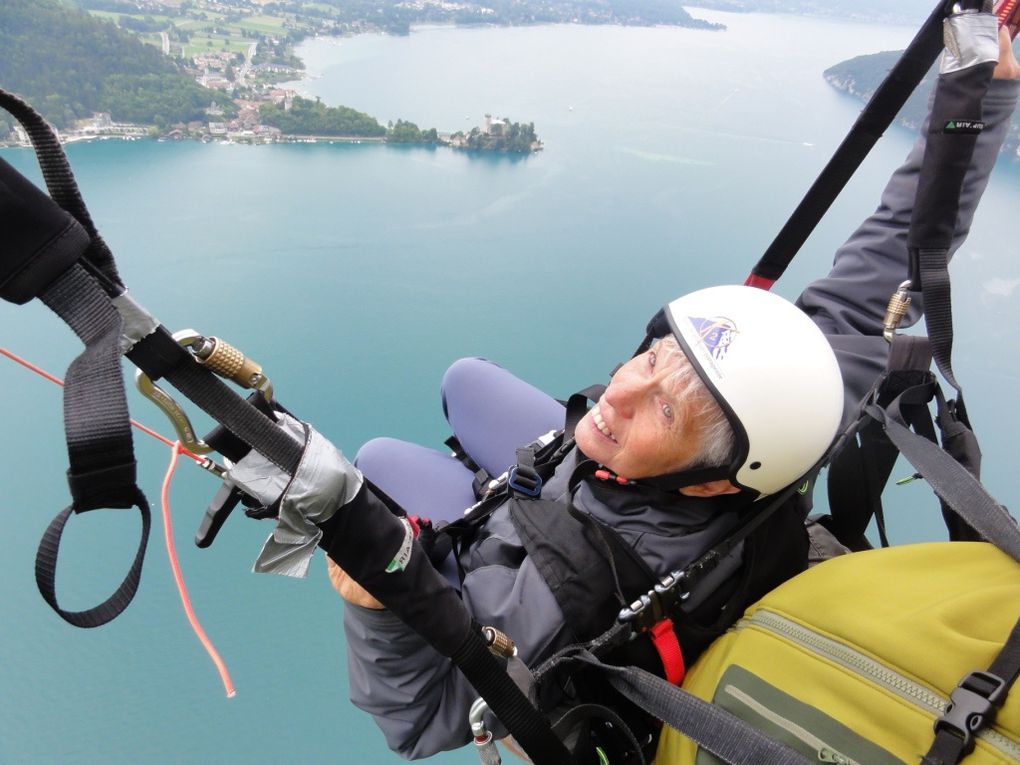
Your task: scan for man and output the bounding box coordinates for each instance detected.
[319,29,1019,760]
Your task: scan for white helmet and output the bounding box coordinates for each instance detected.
[646,285,844,497]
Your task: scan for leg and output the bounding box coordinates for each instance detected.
[441,357,566,478]
[355,437,475,523]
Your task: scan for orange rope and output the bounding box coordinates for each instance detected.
[161,441,236,698]
[1,345,205,463]
[4,345,234,696]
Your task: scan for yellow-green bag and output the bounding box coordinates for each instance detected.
[656,542,1020,764]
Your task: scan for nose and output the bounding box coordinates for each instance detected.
[603,362,651,418]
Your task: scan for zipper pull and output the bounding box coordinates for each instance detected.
[896,472,923,486]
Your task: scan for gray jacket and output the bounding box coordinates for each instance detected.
[344,78,1019,760]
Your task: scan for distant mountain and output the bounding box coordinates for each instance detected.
[823,48,1020,162]
[687,0,937,24]
[0,0,218,132]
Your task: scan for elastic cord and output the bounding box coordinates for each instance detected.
[161,441,236,698]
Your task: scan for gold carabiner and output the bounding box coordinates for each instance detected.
[882,280,914,343]
[135,329,274,457]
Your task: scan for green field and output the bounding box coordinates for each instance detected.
[237,15,287,35]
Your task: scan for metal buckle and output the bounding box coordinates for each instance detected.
[618,571,690,631]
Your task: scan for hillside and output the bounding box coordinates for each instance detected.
[0,0,219,132]
[823,48,1020,161]
[686,0,936,24]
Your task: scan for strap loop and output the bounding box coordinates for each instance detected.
[35,488,151,628]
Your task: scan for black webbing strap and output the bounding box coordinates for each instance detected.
[864,393,1020,561]
[147,342,303,473]
[747,0,950,284]
[449,628,576,764]
[564,384,606,439]
[33,263,150,627]
[826,336,935,549]
[572,652,814,765]
[907,12,998,413]
[923,617,1020,765]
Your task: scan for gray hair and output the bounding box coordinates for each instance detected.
[653,335,736,471]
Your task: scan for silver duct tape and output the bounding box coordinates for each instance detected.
[228,413,363,577]
[942,12,999,74]
[112,291,160,353]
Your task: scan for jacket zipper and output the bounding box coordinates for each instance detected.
[736,609,1020,762]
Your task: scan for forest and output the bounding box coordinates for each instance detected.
[0,0,216,132]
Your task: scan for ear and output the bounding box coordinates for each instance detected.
[678,479,742,498]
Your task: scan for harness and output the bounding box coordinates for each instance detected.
[430,390,816,763]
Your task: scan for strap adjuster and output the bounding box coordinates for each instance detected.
[508,465,542,497]
[934,670,1007,753]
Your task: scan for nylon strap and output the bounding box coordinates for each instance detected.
[922,617,1020,765]
[864,396,1020,561]
[31,264,150,626]
[574,652,814,765]
[35,492,151,629]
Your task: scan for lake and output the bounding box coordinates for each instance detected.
[1,11,1018,764]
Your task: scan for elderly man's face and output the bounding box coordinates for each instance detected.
[575,347,702,479]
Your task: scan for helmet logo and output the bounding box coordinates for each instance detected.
[689,316,738,362]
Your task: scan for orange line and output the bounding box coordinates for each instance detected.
[161,442,236,698]
[1,346,204,463]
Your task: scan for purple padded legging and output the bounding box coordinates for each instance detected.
[354,358,567,526]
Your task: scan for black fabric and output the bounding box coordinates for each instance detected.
[0,157,91,304]
[749,0,949,282]
[0,89,122,290]
[507,478,809,761]
[509,497,654,644]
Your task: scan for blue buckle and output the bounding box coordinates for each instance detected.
[507,465,542,497]
[934,671,1007,754]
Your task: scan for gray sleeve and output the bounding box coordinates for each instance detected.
[798,78,1019,414]
[343,557,571,759]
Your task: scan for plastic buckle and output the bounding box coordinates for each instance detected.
[934,670,1007,753]
[507,465,542,497]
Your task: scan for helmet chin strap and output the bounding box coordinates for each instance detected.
[632,465,739,494]
[585,317,749,496]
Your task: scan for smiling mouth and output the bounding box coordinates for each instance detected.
[591,404,617,443]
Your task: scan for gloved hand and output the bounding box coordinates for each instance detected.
[227,412,363,578]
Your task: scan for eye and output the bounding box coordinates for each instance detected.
[648,350,657,369]
[661,402,674,421]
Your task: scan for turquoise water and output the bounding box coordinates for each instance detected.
[2,12,1019,763]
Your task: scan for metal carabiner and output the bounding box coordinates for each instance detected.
[882,280,914,343]
[135,328,277,458]
[134,329,214,455]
